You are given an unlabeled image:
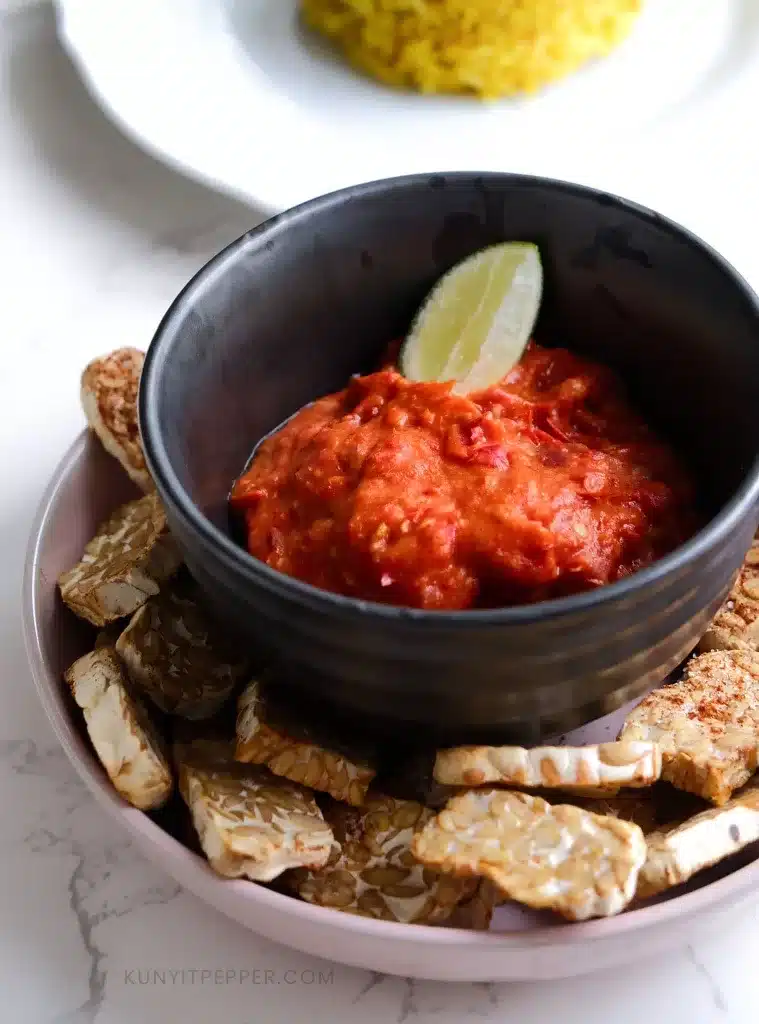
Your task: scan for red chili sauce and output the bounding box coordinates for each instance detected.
[230,342,698,611]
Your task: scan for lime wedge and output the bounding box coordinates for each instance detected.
[400,242,543,394]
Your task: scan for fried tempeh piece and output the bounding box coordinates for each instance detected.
[81,347,153,491]
[172,733,237,770]
[116,586,248,720]
[290,794,476,924]
[699,539,759,655]
[578,784,707,837]
[637,781,759,899]
[94,623,125,649]
[411,789,646,921]
[447,879,500,931]
[619,650,759,805]
[65,647,173,810]
[178,756,333,882]
[578,791,662,836]
[236,681,376,806]
[433,741,661,794]
[170,700,239,764]
[58,492,181,627]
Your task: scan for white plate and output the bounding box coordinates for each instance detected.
[56,0,759,215]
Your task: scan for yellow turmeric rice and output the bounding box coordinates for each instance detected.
[301,0,643,99]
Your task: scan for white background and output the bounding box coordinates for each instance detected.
[1,5,759,1022]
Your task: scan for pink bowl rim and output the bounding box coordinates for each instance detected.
[22,430,759,956]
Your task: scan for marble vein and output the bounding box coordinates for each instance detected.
[354,972,386,1003]
[352,969,507,1020]
[476,983,500,1008]
[56,853,108,1024]
[1,738,182,1023]
[686,944,728,1016]
[398,979,419,1022]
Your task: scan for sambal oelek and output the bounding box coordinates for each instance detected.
[230,342,697,611]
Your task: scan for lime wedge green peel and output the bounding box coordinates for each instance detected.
[400,242,543,394]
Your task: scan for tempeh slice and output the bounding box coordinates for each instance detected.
[178,758,333,882]
[620,650,759,805]
[290,795,476,923]
[65,647,173,810]
[433,741,660,793]
[236,680,376,806]
[412,789,646,921]
[637,781,759,898]
[81,347,152,491]
[699,537,759,655]
[116,586,248,720]
[58,493,181,627]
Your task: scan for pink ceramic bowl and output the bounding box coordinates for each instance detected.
[22,431,759,982]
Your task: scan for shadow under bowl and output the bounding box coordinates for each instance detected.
[140,172,759,744]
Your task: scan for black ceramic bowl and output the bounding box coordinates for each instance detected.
[140,173,759,745]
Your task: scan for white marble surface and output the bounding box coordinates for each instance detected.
[2,5,759,1022]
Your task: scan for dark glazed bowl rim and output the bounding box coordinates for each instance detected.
[140,171,759,626]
